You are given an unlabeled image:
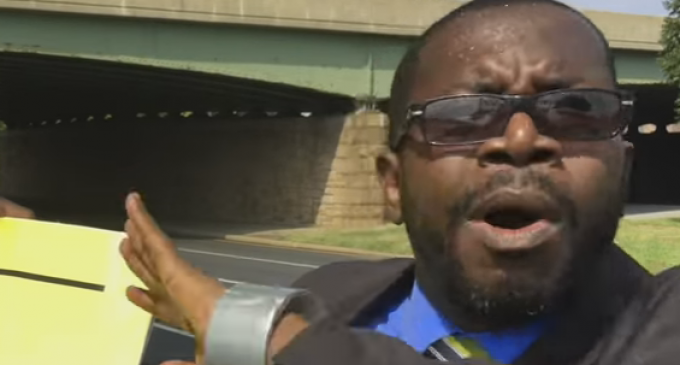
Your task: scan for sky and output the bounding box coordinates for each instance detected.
[561,0,667,16]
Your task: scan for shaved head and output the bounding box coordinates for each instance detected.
[388,0,615,150]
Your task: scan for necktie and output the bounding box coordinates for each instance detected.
[424,335,491,362]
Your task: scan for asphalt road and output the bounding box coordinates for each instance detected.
[141,238,364,365]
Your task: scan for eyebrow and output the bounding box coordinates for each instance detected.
[0,268,105,292]
[533,78,577,91]
[469,82,504,94]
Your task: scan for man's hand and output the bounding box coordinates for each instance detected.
[120,192,226,364]
[0,197,34,219]
[121,192,310,365]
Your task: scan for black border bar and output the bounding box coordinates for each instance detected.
[0,269,105,292]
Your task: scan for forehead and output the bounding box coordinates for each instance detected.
[410,4,613,102]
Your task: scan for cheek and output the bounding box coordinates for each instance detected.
[565,159,610,201]
[402,154,479,228]
[451,227,496,278]
[561,143,626,210]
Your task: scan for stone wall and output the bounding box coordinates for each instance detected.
[317,111,387,227]
[0,111,387,228]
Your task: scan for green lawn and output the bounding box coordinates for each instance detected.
[273,218,680,274]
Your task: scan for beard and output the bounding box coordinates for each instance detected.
[403,168,625,330]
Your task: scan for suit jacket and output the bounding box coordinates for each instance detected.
[274,243,656,365]
[578,266,680,365]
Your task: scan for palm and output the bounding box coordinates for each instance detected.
[120,193,226,364]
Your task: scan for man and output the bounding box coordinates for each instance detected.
[117,1,673,365]
[6,0,679,364]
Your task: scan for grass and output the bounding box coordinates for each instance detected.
[272,218,680,274]
[615,218,680,273]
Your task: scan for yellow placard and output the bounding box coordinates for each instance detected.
[0,218,153,365]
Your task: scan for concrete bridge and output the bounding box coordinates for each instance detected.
[0,1,674,228]
[0,0,666,97]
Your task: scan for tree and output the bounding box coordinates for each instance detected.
[660,0,680,119]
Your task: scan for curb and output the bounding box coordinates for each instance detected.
[222,234,412,259]
[624,213,680,220]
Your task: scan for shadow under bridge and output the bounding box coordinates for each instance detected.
[0,52,356,230]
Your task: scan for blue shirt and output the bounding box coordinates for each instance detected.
[367,281,548,364]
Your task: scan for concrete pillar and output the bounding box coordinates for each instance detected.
[315,110,388,227]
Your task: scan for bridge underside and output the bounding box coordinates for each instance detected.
[0,9,666,101]
[0,52,380,228]
[0,52,354,130]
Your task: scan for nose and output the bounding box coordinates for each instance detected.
[476,112,562,167]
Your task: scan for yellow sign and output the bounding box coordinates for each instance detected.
[0,218,152,365]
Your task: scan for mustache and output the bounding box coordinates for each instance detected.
[450,169,578,224]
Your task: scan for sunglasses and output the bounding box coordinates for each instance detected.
[399,88,634,148]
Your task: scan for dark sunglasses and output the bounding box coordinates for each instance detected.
[399,88,634,147]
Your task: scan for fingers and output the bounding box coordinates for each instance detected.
[124,219,140,246]
[125,193,177,262]
[126,285,191,330]
[0,198,35,219]
[120,238,158,286]
[125,286,156,313]
[126,193,167,243]
[125,219,150,265]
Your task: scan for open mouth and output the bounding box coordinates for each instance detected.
[466,190,563,251]
[467,189,563,250]
[469,189,562,232]
[484,208,543,230]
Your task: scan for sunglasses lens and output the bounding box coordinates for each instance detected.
[535,90,623,140]
[418,90,625,145]
[422,96,507,144]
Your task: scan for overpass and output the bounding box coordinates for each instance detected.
[0,0,666,97]
[0,1,673,228]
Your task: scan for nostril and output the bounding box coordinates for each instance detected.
[531,149,556,164]
[480,148,558,166]
[484,151,515,165]
[477,137,561,166]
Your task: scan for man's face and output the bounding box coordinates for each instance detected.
[379,4,632,329]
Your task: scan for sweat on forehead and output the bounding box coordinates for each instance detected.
[386,0,616,150]
[417,6,609,85]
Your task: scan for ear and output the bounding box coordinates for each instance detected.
[376,152,403,225]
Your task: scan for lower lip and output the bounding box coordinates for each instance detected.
[481,220,551,235]
[467,219,559,251]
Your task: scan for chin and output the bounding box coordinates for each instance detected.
[451,246,574,323]
[474,268,563,308]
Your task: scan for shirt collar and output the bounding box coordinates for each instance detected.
[399,281,457,352]
[403,280,549,357]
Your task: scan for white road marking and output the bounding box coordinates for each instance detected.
[177,248,318,269]
[217,277,242,285]
[153,322,193,337]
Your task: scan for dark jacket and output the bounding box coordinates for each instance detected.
[275,244,657,365]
